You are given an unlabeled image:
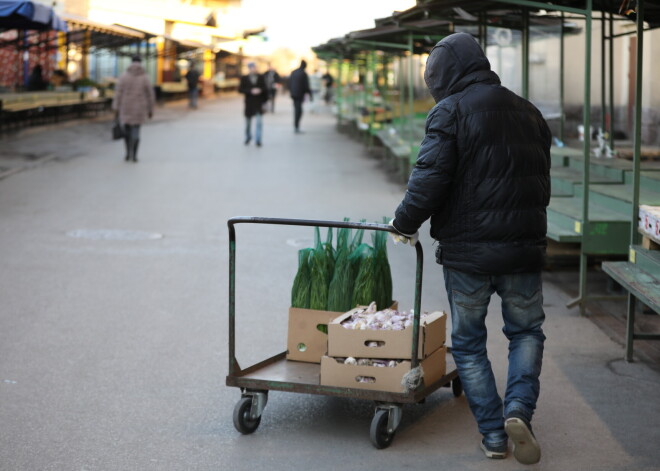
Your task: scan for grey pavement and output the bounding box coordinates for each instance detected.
[1,95,659,471]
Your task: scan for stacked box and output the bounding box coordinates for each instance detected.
[320,347,446,393]
[286,303,399,363]
[639,205,660,240]
[320,308,448,393]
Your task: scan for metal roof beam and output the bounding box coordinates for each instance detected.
[489,0,587,15]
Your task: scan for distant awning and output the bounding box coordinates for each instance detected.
[0,0,67,31]
[62,13,145,39]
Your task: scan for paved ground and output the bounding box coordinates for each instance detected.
[1,95,659,471]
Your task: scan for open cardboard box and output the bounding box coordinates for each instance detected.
[328,310,446,360]
[320,346,446,393]
[286,307,340,363]
[286,303,399,364]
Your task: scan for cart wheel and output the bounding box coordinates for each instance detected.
[370,409,396,449]
[233,397,261,434]
[452,376,463,397]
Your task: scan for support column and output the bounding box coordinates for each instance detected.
[522,8,529,99]
[609,12,615,150]
[398,54,404,136]
[577,0,593,315]
[407,32,414,146]
[560,13,565,143]
[601,13,606,135]
[629,0,644,247]
[337,56,343,126]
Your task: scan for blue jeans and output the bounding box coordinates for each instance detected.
[245,114,262,143]
[188,88,198,108]
[443,268,545,448]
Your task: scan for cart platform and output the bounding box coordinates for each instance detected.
[227,351,459,404]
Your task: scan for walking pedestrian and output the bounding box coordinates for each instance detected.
[239,62,267,147]
[26,65,47,91]
[185,62,201,109]
[389,33,551,465]
[112,56,155,163]
[264,63,280,113]
[322,70,334,105]
[288,60,312,133]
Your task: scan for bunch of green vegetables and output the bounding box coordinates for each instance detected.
[291,219,393,312]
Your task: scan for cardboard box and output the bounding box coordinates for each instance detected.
[639,205,660,239]
[286,302,399,363]
[327,310,446,360]
[286,307,340,363]
[320,346,447,393]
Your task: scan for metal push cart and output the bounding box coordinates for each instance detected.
[226,217,462,449]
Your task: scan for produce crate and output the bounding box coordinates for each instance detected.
[328,309,446,360]
[320,346,446,393]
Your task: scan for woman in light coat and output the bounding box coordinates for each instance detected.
[112,56,155,162]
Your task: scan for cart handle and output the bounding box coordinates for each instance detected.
[227,217,424,376]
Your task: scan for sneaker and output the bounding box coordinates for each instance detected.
[480,440,507,459]
[505,416,541,465]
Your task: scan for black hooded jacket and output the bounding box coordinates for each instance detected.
[393,33,552,275]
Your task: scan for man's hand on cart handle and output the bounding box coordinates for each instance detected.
[388,219,419,246]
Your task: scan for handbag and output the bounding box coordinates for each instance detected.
[112,119,124,140]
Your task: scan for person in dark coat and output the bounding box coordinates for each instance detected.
[185,62,201,109]
[390,33,551,465]
[288,60,312,133]
[27,65,47,91]
[322,70,334,105]
[263,63,280,113]
[239,62,268,146]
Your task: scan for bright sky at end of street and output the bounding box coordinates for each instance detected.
[239,0,416,54]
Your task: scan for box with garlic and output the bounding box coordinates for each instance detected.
[327,302,446,360]
[320,346,447,393]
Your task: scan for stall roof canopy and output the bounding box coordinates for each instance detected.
[390,0,660,29]
[314,1,584,57]
[62,14,146,39]
[0,0,67,31]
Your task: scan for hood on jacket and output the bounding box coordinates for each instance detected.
[424,32,494,103]
[126,63,146,76]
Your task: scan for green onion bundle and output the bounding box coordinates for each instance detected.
[309,227,332,310]
[350,243,376,307]
[327,219,353,312]
[372,224,393,309]
[291,248,313,308]
[291,218,393,311]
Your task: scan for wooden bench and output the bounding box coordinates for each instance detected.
[0,91,111,132]
[157,81,189,102]
[602,234,660,360]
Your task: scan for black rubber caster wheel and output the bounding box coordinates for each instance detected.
[452,376,463,397]
[233,397,261,434]
[370,409,396,449]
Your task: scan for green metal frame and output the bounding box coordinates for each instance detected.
[625,1,647,361]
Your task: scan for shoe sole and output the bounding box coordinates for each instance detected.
[480,442,506,460]
[505,418,541,465]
